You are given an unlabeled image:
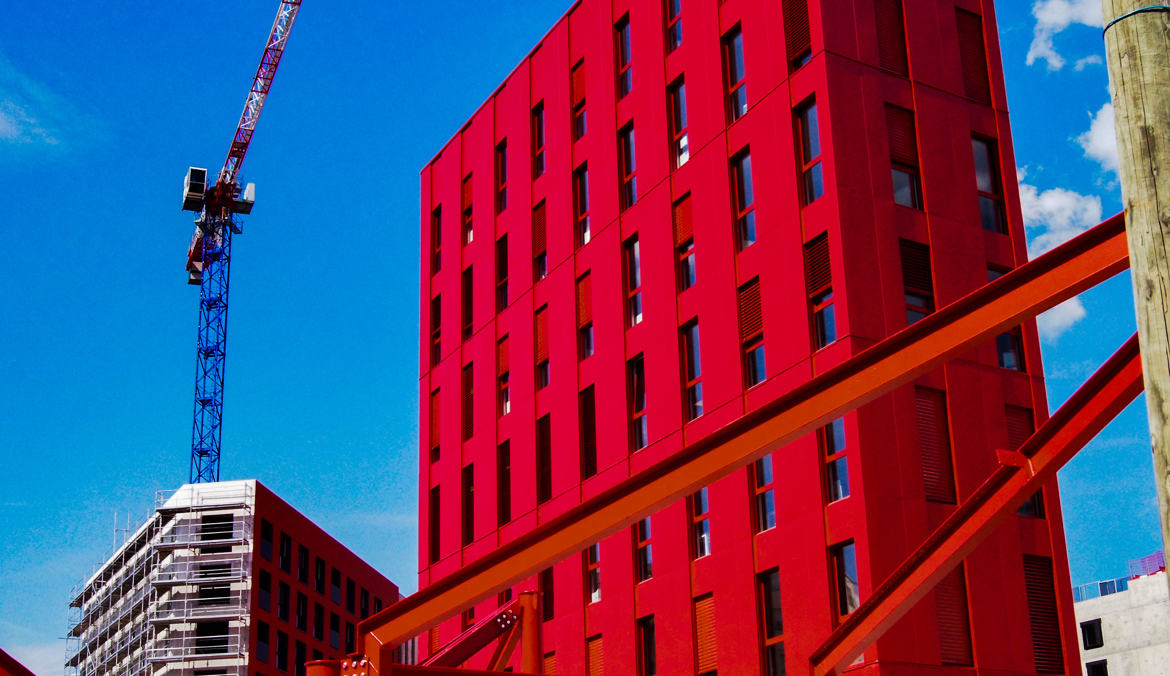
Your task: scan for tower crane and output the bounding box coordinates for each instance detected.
[180,1,302,483]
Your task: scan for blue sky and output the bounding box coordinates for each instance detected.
[0,1,1159,673]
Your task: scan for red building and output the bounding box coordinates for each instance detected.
[418,0,1076,673]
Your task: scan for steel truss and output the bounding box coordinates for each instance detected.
[330,214,1132,675]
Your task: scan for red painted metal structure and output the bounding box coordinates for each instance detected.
[0,648,35,676]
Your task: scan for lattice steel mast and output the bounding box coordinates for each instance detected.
[181,0,302,483]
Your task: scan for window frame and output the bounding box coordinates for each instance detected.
[796,100,825,205]
[615,15,633,98]
[629,354,649,450]
[574,163,592,246]
[753,455,777,532]
[624,236,644,326]
[972,136,1006,233]
[532,101,546,177]
[497,441,512,526]
[461,174,473,245]
[758,568,785,676]
[665,0,682,52]
[831,541,860,616]
[585,543,602,603]
[634,517,653,582]
[731,148,756,249]
[494,139,508,213]
[668,78,689,168]
[723,26,747,122]
[681,320,703,420]
[822,418,850,502]
[430,205,442,275]
[619,123,638,210]
[677,238,696,291]
[691,487,711,559]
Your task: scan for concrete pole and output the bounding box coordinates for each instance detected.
[1101,1,1170,567]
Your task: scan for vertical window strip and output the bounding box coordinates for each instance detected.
[497,441,511,525]
[874,0,908,75]
[915,386,956,504]
[936,564,974,665]
[723,27,747,121]
[694,594,717,674]
[580,386,598,478]
[1023,555,1065,673]
[900,239,934,324]
[782,0,812,68]
[615,15,633,98]
[537,414,552,503]
[956,9,992,105]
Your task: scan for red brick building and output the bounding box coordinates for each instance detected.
[418,0,1076,673]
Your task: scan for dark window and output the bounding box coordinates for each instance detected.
[461,266,473,340]
[533,201,548,281]
[616,15,633,97]
[462,464,475,546]
[345,578,355,613]
[887,105,922,208]
[278,581,289,621]
[1023,555,1064,673]
[916,386,956,503]
[461,362,474,441]
[783,0,812,69]
[429,295,441,366]
[875,0,908,75]
[731,148,756,248]
[259,569,272,610]
[430,205,442,275]
[1087,660,1109,676]
[804,234,836,348]
[429,388,441,462]
[695,594,717,676]
[345,622,355,653]
[297,545,309,584]
[196,620,230,655]
[997,329,1026,371]
[461,174,473,245]
[619,124,637,209]
[585,543,601,603]
[498,337,511,417]
[313,603,324,640]
[295,641,306,676]
[754,455,776,532]
[540,567,555,621]
[295,593,307,631]
[577,273,593,359]
[495,139,508,212]
[624,236,643,326]
[665,0,683,52]
[257,621,270,662]
[635,517,653,582]
[574,164,591,246]
[428,485,441,563]
[691,487,711,559]
[900,239,934,324]
[496,236,509,312]
[278,533,291,573]
[198,583,230,606]
[796,100,824,204]
[681,320,703,420]
[1007,406,1044,517]
[571,60,587,140]
[580,386,598,479]
[277,630,289,672]
[330,569,341,604]
[956,9,992,104]
[674,193,695,289]
[831,541,860,615]
[823,418,850,502]
[260,520,273,561]
[669,78,689,167]
[532,102,546,177]
[972,137,1006,233]
[315,558,326,593]
[739,278,765,386]
[759,568,785,675]
[537,415,552,504]
[637,615,657,676]
[936,565,973,665]
[199,513,232,542]
[723,26,747,121]
[629,354,648,450]
[535,305,550,388]
[497,441,512,526]
[329,613,340,649]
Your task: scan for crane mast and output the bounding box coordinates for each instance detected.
[181,0,301,483]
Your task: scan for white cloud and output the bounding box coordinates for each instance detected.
[1074,54,1103,71]
[1077,102,1119,174]
[1027,0,1104,70]
[1038,298,1088,342]
[1017,174,1104,256]
[0,50,95,150]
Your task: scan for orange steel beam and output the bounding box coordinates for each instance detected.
[809,333,1144,675]
[358,214,1128,674]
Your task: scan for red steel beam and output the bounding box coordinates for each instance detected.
[810,333,1144,675]
[359,214,1128,674]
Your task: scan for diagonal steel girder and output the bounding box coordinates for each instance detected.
[359,214,1129,674]
[810,333,1143,675]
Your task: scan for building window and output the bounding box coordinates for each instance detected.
[754,455,776,532]
[972,137,1006,233]
[936,565,973,665]
[533,201,548,281]
[430,205,442,274]
[314,558,325,594]
[585,543,601,603]
[731,148,756,248]
[296,593,307,630]
[619,123,637,209]
[759,568,785,676]
[916,386,956,504]
[428,485,441,563]
[635,517,653,582]
[738,277,765,387]
[297,545,309,584]
[831,541,860,615]
[886,105,922,208]
[429,295,441,366]
[461,174,473,245]
[1006,406,1045,517]
[279,533,291,573]
[259,569,271,610]
[462,607,475,631]
[497,441,511,526]
[571,59,587,140]
[823,418,849,502]
[574,163,591,246]
[258,621,270,662]
[796,100,825,204]
[577,272,593,360]
[691,487,711,559]
[900,239,934,324]
[1023,555,1065,673]
[540,567,555,621]
[955,9,992,104]
[295,640,306,676]
[580,386,598,479]
[784,0,812,69]
[665,0,682,51]
[495,139,508,212]
[498,337,510,417]
[1086,660,1109,676]
[330,569,341,604]
[313,603,324,640]
[429,388,441,463]
[278,581,290,621]
[624,236,643,326]
[329,613,340,649]
[681,320,703,420]
[462,464,475,546]
[535,305,550,388]
[260,520,273,560]
[674,240,697,294]
[629,354,649,450]
[997,329,1026,371]
[461,362,474,441]
[496,235,509,312]
[616,15,632,98]
[461,266,473,340]
[673,193,694,290]
[804,233,836,348]
[669,78,689,167]
[694,594,717,676]
[537,414,552,504]
[875,0,909,74]
[637,615,657,676]
[532,102,546,177]
[277,630,289,672]
[723,26,747,122]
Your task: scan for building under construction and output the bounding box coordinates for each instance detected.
[65,481,407,676]
[416,0,1077,673]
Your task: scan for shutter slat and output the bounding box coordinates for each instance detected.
[571,61,586,106]
[936,566,973,665]
[783,0,811,62]
[886,105,918,167]
[874,0,908,75]
[673,194,694,245]
[533,202,547,254]
[956,9,992,105]
[577,274,592,327]
[543,652,557,675]
[1006,406,1035,449]
[803,233,832,293]
[1023,556,1065,673]
[535,307,549,361]
[461,175,473,207]
[498,337,509,374]
[900,240,932,293]
[695,594,717,673]
[587,636,604,676]
[916,386,956,503]
[738,278,763,340]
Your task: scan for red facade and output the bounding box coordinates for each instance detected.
[418,0,1077,673]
